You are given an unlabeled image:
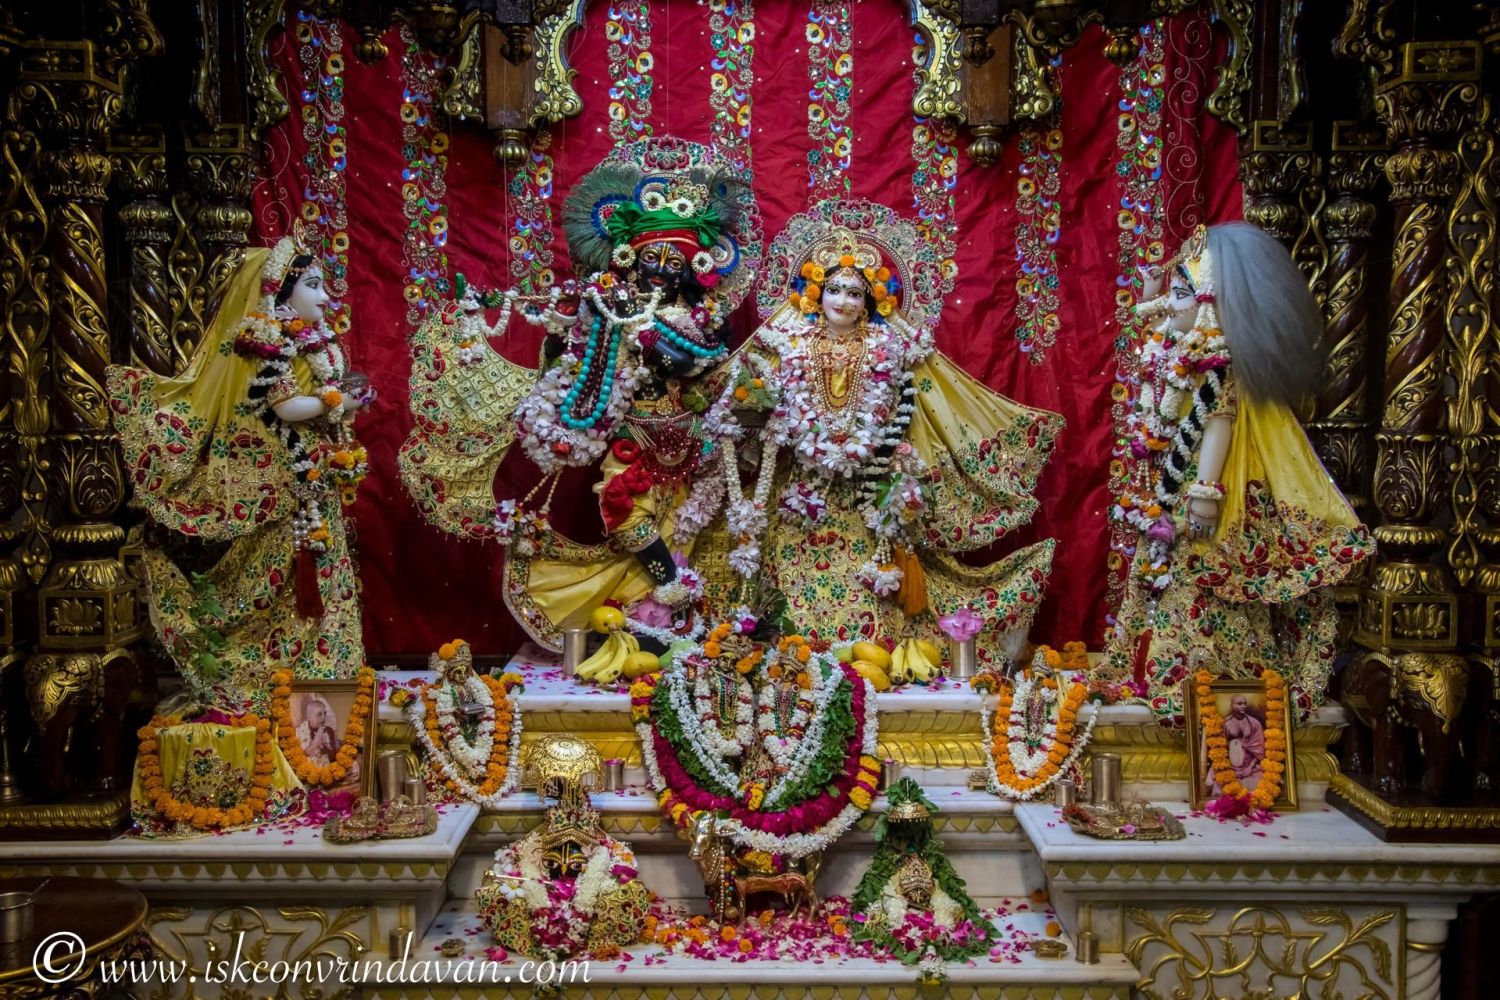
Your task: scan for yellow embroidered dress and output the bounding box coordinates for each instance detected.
[733,305,1062,656]
[107,249,364,714]
[1107,380,1372,722]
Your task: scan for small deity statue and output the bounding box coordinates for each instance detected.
[712,200,1061,657]
[476,736,652,959]
[848,777,990,964]
[109,232,369,713]
[1104,222,1373,721]
[400,138,760,651]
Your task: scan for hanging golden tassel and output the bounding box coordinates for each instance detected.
[894,545,929,617]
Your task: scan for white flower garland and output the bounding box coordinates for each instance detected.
[624,614,706,648]
[976,684,1097,802]
[636,650,880,861]
[406,680,523,808]
[434,675,495,781]
[757,657,844,810]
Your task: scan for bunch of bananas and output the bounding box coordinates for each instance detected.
[889,638,945,685]
[575,606,659,684]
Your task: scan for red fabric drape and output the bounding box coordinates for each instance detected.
[251,2,1242,658]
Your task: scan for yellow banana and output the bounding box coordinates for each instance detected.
[576,630,628,683]
[889,642,911,685]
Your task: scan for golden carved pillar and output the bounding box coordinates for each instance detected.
[108,125,178,375]
[1239,121,1318,250]
[1307,122,1387,518]
[1355,44,1480,656]
[9,37,144,808]
[184,125,257,330]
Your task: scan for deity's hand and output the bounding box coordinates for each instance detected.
[1138,264,1166,300]
[1186,495,1220,539]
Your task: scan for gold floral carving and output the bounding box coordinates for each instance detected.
[1387,652,1469,734]
[529,0,588,127]
[908,1,965,123]
[1334,0,1400,77]
[1125,904,1399,1000]
[145,904,369,1000]
[438,24,484,122]
[108,125,179,374]
[248,0,291,135]
[1202,0,1254,133]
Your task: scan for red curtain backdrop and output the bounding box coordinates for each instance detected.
[252,2,1242,659]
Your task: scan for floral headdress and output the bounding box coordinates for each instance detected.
[259,231,315,299]
[756,199,946,331]
[789,226,902,323]
[1138,224,1221,337]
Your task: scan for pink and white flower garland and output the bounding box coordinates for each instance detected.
[977,675,1096,802]
[406,677,522,807]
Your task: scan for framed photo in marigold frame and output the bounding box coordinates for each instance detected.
[288,679,375,800]
[1184,676,1297,811]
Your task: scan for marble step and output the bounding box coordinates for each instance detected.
[455,788,1040,905]
[359,896,1139,999]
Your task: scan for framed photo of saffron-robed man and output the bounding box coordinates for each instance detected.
[271,669,378,801]
[1184,673,1298,812]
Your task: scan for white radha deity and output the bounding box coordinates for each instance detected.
[707,199,1063,665]
[1104,222,1373,723]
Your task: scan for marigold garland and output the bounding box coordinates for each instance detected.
[1196,669,1287,810]
[416,673,520,802]
[136,713,274,831]
[987,674,1091,798]
[270,666,375,787]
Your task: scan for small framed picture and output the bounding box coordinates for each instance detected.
[287,680,374,799]
[1184,676,1297,811]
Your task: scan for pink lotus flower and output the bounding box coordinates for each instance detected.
[939,607,984,641]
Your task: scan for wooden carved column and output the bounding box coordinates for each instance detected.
[1239,121,1318,251]
[1307,122,1387,520]
[185,125,257,334]
[12,37,144,805]
[1355,44,1478,658]
[108,126,178,375]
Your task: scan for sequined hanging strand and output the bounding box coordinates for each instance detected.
[293,13,352,336]
[606,2,655,147]
[805,0,852,200]
[507,133,557,295]
[707,0,756,178]
[397,24,452,329]
[1104,20,1167,629]
[1013,57,1064,365]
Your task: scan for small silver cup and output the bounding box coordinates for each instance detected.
[377,749,410,803]
[562,628,590,675]
[1055,778,1077,808]
[1090,753,1122,805]
[949,637,978,680]
[0,891,35,943]
[404,776,426,805]
[604,758,625,793]
[878,758,901,792]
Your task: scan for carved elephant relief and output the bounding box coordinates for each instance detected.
[20,649,136,800]
[1342,652,1468,801]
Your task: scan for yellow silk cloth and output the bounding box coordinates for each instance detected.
[130,722,304,837]
[1200,394,1372,603]
[762,349,1060,650]
[1106,389,1373,721]
[504,453,697,648]
[106,249,297,541]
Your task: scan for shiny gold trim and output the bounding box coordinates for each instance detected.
[529,0,588,127]
[0,858,451,882]
[248,0,290,136]
[1206,0,1254,133]
[1047,858,1500,886]
[0,790,128,833]
[908,1,965,123]
[1329,774,1500,831]
[471,810,1018,837]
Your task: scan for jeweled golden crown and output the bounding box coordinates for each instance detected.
[260,225,315,285]
[806,227,882,274]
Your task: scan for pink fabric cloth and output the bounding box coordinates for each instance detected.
[1224,713,1265,780]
